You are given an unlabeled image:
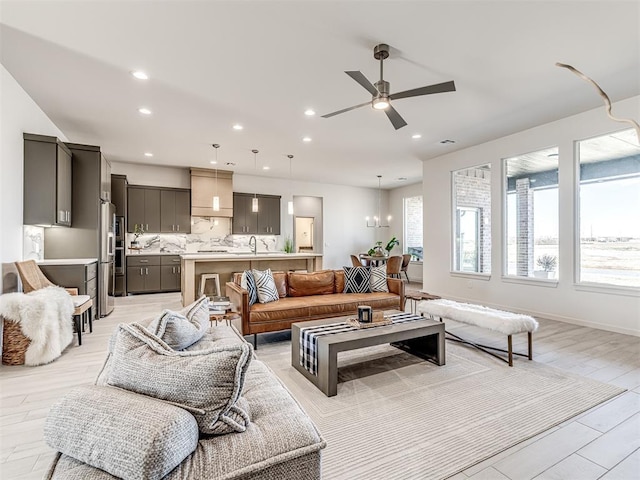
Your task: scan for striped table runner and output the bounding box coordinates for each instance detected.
[299,312,424,375]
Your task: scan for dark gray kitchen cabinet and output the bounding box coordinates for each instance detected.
[127,186,161,233]
[160,189,191,233]
[39,261,98,319]
[232,193,258,234]
[126,255,161,293]
[233,193,280,235]
[111,174,128,217]
[160,255,181,291]
[23,134,72,227]
[257,195,281,235]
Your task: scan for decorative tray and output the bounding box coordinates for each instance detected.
[347,317,393,329]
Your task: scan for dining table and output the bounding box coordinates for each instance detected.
[360,255,389,267]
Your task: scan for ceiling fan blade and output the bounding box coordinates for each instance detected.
[390,80,456,101]
[345,71,379,96]
[321,101,371,118]
[385,106,408,130]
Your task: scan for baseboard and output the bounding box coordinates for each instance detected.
[441,294,640,338]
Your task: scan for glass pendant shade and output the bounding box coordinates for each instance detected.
[252,196,259,212]
[212,196,220,211]
[288,200,294,215]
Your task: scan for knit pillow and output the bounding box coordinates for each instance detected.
[108,323,252,435]
[241,270,258,306]
[252,268,280,304]
[146,296,209,350]
[44,385,199,480]
[343,266,371,293]
[370,265,389,292]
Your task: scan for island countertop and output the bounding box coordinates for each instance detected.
[180,253,323,306]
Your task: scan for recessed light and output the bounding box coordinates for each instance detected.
[304,109,316,116]
[131,70,149,80]
[232,124,243,130]
[210,160,217,164]
[440,139,455,144]
[138,107,152,115]
[144,152,153,157]
[411,134,422,139]
[263,166,270,170]
[302,136,312,142]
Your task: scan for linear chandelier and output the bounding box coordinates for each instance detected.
[366,175,391,228]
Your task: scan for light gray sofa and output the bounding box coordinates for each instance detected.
[44,324,326,479]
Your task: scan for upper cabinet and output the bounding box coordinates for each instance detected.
[160,189,190,233]
[232,193,281,235]
[100,155,111,202]
[128,185,190,233]
[190,168,233,217]
[23,133,72,227]
[111,174,128,217]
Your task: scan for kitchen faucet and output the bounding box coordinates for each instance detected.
[249,236,257,255]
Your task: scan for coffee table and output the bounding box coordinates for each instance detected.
[291,311,445,397]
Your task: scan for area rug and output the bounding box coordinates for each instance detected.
[256,339,625,480]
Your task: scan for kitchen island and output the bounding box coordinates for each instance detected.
[180,253,323,306]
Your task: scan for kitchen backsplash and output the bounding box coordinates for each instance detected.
[126,217,278,253]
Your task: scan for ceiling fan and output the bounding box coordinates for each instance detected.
[322,43,456,130]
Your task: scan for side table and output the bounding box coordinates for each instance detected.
[405,292,441,314]
[209,311,240,328]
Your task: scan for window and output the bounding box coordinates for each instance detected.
[577,129,640,288]
[504,147,559,279]
[452,165,491,274]
[403,195,423,261]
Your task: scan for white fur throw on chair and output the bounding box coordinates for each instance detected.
[0,286,74,366]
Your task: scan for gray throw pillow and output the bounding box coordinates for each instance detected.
[44,385,199,480]
[108,323,252,435]
[147,295,209,350]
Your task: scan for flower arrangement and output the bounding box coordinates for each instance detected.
[536,254,557,272]
[131,224,145,247]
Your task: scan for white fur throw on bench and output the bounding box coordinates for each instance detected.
[0,286,74,366]
[417,299,539,334]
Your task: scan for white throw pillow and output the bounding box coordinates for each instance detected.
[370,265,389,292]
[252,268,280,304]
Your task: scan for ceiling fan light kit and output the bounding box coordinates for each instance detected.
[323,43,456,130]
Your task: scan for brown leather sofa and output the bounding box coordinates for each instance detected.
[226,269,404,348]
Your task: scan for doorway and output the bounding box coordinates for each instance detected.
[295,217,314,252]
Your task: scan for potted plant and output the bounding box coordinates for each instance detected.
[283,236,294,254]
[131,224,145,248]
[368,241,384,257]
[534,254,557,278]
[385,236,400,255]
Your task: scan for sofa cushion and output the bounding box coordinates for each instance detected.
[107,323,252,435]
[334,269,345,294]
[241,270,259,306]
[146,295,209,350]
[288,270,335,297]
[252,268,280,304]
[44,385,199,480]
[343,266,371,293]
[273,271,288,298]
[370,265,389,293]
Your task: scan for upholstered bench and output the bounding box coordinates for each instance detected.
[417,299,539,366]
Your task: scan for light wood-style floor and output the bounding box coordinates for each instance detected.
[1,290,639,480]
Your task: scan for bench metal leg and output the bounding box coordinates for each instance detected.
[508,335,513,367]
[253,333,257,350]
[74,315,82,346]
[528,331,533,360]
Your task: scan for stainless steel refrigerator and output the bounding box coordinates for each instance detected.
[100,202,115,316]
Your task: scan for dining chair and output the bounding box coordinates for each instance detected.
[350,255,363,267]
[386,256,402,279]
[15,260,93,345]
[400,254,411,282]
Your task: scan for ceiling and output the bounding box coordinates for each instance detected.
[1,1,638,189]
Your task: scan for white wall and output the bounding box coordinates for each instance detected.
[389,181,423,281]
[0,65,67,291]
[111,161,386,270]
[421,95,640,335]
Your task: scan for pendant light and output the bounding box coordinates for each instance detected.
[287,154,294,215]
[251,149,259,213]
[212,144,220,212]
[366,175,391,228]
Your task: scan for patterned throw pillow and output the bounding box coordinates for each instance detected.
[370,265,389,292]
[241,270,258,306]
[252,268,280,304]
[343,266,372,293]
[108,323,252,436]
